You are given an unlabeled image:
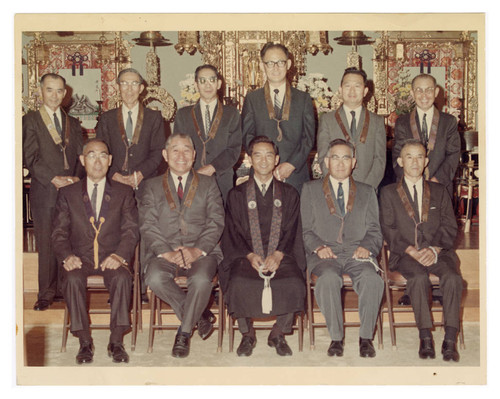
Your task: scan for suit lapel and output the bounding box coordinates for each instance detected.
[194,103,207,137]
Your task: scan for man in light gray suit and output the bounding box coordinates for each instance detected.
[139,133,225,358]
[317,68,386,190]
[301,138,384,358]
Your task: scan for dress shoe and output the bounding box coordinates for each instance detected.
[197,310,215,339]
[398,294,411,305]
[236,335,256,357]
[359,338,376,358]
[76,342,94,364]
[418,337,436,359]
[33,299,50,311]
[441,339,460,362]
[107,343,129,363]
[267,335,292,356]
[172,333,190,358]
[327,340,344,357]
[141,293,149,304]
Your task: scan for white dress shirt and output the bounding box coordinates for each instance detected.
[122,102,140,135]
[404,176,423,219]
[343,104,363,131]
[269,82,286,108]
[254,175,273,195]
[416,106,434,134]
[87,177,106,218]
[199,98,217,133]
[329,176,350,207]
[44,105,63,129]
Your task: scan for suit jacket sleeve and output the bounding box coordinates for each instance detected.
[364,115,387,189]
[51,189,75,262]
[392,118,407,180]
[316,112,333,173]
[241,94,257,151]
[359,187,383,255]
[432,116,460,185]
[300,183,325,254]
[136,111,165,179]
[428,184,458,249]
[114,186,140,263]
[209,109,242,172]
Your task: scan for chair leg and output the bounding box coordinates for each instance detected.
[306,281,315,350]
[459,320,466,350]
[147,292,156,353]
[131,277,138,351]
[228,312,234,352]
[376,310,384,350]
[217,289,223,353]
[298,311,304,352]
[385,286,397,349]
[61,306,70,353]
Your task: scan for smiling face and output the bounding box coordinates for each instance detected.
[324,144,357,181]
[248,142,279,181]
[162,136,196,176]
[339,73,368,109]
[261,47,291,87]
[79,140,112,183]
[397,143,429,183]
[118,71,145,109]
[195,67,222,103]
[40,76,67,112]
[411,76,439,112]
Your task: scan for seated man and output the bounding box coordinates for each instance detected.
[379,139,463,362]
[139,133,225,358]
[52,139,139,364]
[220,136,306,357]
[301,138,384,358]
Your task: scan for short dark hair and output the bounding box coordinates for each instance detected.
[260,42,290,60]
[400,138,426,155]
[165,133,194,150]
[82,138,109,155]
[247,135,279,156]
[194,64,219,81]
[117,68,144,85]
[40,73,66,87]
[340,67,367,86]
[411,73,437,89]
[327,138,355,158]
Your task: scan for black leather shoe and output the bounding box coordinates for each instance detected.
[76,342,94,364]
[197,310,215,339]
[172,333,190,358]
[359,338,376,358]
[418,337,436,359]
[267,335,292,356]
[398,294,411,305]
[441,339,460,362]
[33,299,51,311]
[107,343,129,363]
[236,335,256,357]
[327,340,344,357]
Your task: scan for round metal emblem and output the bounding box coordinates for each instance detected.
[274,199,282,208]
[248,200,257,209]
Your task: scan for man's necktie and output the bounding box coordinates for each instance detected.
[91,183,98,216]
[337,182,345,217]
[204,105,211,139]
[261,183,267,196]
[413,184,420,222]
[53,113,63,139]
[126,110,133,142]
[350,110,357,139]
[274,89,281,119]
[422,113,428,144]
[177,176,184,201]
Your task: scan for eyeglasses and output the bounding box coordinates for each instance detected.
[197,76,218,84]
[84,153,109,161]
[263,60,287,68]
[119,81,141,87]
[413,87,436,95]
[328,155,353,161]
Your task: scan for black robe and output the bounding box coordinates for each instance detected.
[220,179,306,318]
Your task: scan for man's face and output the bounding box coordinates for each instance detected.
[162,136,196,176]
[249,142,279,179]
[324,144,357,181]
[79,141,112,183]
[40,77,67,112]
[261,48,291,87]
[195,68,222,103]
[397,144,429,180]
[411,76,439,112]
[118,71,145,109]
[339,73,368,109]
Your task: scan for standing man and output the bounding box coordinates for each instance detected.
[139,134,225,358]
[392,73,460,198]
[174,64,242,203]
[23,73,83,311]
[241,42,316,193]
[380,139,462,362]
[52,139,139,364]
[317,67,386,190]
[301,139,384,358]
[96,68,166,195]
[220,136,305,357]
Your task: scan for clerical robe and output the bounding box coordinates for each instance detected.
[220,178,306,319]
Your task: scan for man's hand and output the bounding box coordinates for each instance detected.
[51,176,79,190]
[273,162,295,181]
[316,245,337,260]
[264,251,284,272]
[405,245,439,267]
[246,252,265,272]
[176,246,203,268]
[161,250,184,267]
[112,172,129,185]
[100,255,122,270]
[197,164,216,176]
[63,255,82,271]
[112,172,143,189]
[353,246,371,259]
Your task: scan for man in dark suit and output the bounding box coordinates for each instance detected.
[174,64,242,203]
[96,68,166,195]
[301,139,384,358]
[241,42,316,193]
[52,139,139,364]
[139,133,225,358]
[380,139,462,362]
[317,68,386,190]
[23,73,83,311]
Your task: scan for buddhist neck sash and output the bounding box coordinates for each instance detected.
[116,104,145,173]
[191,100,224,166]
[162,169,199,236]
[409,107,439,152]
[264,81,291,142]
[39,106,71,170]
[396,178,431,250]
[322,176,357,244]
[334,107,370,144]
[247,178,283,259]
[89,216,105,269]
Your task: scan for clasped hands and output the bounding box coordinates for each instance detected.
[247,251,284,273]
[63,253,124,272]
[161,246,203,270]
[51,176,80,190]
[405,245,440,267]
[112,171,144,189]
[273,162,295,182]
[315,245,371,260]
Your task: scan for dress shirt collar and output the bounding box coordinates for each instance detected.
[86,177,106,217]
[170,170,190,189]
[416,106,434,125]
[269,82,286,104]
[44,105,62,123]
[253,175,273,194]
[343,104,362,127]
[329,175,350,203]
[404,176,423,216]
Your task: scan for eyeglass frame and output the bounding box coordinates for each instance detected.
[263,60,288,69]
[196,76,218,84]
[118,81,142,87]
